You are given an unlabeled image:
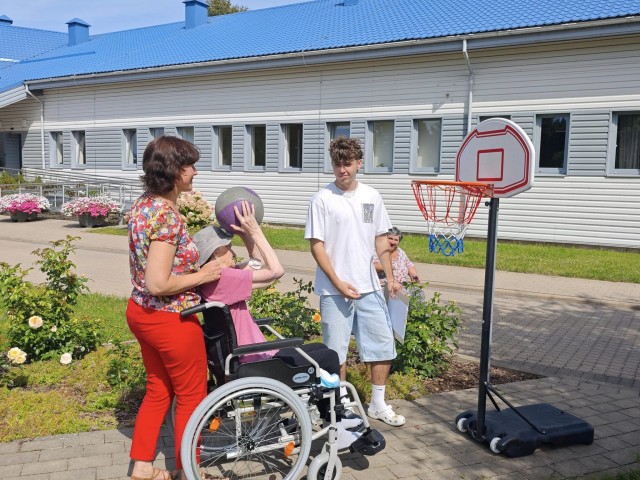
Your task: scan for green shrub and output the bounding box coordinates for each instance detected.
[0,236,102,363]
[106,342,146,390]
[393,283,461,378]
[248,278,321,339]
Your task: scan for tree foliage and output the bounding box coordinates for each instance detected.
[208,0,248,16]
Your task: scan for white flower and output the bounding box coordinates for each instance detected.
[7,347,27,365]
[50,325,58,333]
[28,315,43,329]
[60,353,73,365]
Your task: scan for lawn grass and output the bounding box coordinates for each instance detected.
[93,223,640,283]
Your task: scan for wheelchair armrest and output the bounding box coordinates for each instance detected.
[181,301,226,318]
[254,317,275,326]
[232,337,304,356]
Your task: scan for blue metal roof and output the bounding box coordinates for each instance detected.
[0,22,67,68]
[1,0,640,94]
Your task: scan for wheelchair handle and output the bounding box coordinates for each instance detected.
[180,301,227,318]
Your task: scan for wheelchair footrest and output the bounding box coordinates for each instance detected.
[349,428,385,456]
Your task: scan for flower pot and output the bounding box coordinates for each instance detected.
[78,213,106,228]
[10,212,38,222]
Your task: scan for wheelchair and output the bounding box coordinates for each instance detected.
[177,300,386,480]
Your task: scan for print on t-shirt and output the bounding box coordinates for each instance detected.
[362,203,374,223]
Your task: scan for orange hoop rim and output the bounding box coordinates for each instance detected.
[411,180,494,197]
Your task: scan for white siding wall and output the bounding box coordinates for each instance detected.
[2,35,640,249]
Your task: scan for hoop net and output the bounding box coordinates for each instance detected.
[411,180,493,256]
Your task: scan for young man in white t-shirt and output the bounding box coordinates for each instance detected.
[304,136,406,427]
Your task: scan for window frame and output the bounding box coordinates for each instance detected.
[244,124,266,171]
[212,125,233,171]
[122,129,138,170]
[49,131,64,168]
[280,123,303,171]
[608,111,640,176]
[149,127,164,140]
[324,122,351,172]
[71,130,86,169]
[535,113,570,175]
[176,126,195,143]
[365,120,395,174]
[410,117,443,174]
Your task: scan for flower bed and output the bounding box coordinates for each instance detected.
[0,193,50,214]
[61,195,122,218]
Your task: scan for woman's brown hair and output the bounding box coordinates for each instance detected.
[141,136,199,195]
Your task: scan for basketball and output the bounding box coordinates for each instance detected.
[215,186,264,234]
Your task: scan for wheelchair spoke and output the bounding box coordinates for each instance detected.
[186,382,311,480]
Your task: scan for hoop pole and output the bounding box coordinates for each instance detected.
[475,197,499,441]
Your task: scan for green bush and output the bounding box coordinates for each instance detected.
[0,236,102,363]
[393,283,461,378]
[248,278,322,339]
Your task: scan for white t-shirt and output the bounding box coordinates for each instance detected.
[305,181,392,296]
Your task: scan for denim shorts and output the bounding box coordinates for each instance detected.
[319,291,396,364]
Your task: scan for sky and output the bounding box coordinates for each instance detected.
[3,0,303,34]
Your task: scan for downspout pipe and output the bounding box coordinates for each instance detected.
[25,85,45,169]
[462,39,474,135]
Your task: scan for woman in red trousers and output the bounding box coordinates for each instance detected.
[126,136,221,480]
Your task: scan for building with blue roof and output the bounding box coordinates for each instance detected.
[1,0,640,248]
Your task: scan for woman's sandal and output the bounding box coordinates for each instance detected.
[131,467,176,480]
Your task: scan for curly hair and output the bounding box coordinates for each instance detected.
[141,136,200,195]
[329,136,363,165]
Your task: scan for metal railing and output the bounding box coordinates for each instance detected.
[0,167,142,213]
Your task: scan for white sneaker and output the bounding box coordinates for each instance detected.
[335,423,363,450]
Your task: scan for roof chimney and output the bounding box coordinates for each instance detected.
[0,15,13,26]
[66,18,90,46]
[184,0,208,29]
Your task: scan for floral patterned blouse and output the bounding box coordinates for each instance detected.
[128,193,201,312]
[374,247,415,286]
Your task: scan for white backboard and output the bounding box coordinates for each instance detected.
[456,118,535,198]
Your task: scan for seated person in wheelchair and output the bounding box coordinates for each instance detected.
[192,201,363,450]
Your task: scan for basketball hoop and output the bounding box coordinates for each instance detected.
[411,180,493,256]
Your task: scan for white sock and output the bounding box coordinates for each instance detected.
[370,384,387,411]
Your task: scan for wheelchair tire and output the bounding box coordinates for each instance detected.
[307,451,342,480]
[181,376,313,480]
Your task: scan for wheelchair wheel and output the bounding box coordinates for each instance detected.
[181,377,312,480]
[307,452,342,480]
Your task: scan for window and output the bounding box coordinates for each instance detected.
[213,125,232,169]
[149,127,164,140]
[176,126,194,143]
[122,129,137,168]
[479,115,511,124]
[412,118,442,172]
[536,114,569,174]
[282,123,303,169]
[49,132,63,166]
[366,120,394,172]
[246,125,266,169]
[71,131,86,167]
[611,112,640,174]
[324,122,351,171]
[329,122,350,141]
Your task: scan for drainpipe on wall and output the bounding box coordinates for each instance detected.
[25,85,45,169]
[462,39,474,135]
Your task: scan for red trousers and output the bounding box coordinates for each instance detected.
[126,299,207,469]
